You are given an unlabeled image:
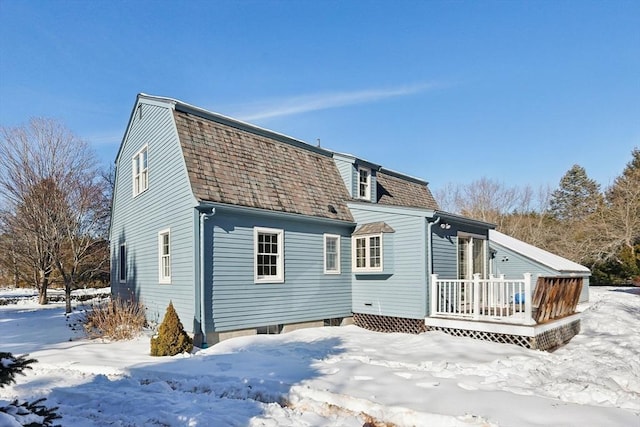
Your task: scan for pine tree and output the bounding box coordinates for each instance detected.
[547,165,603,264]
[0,353,60,426]
[549,164,602,221]
[150,301,193,356]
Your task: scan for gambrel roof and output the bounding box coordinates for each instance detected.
[376,169,439,210]
[173,107,355,223]
[132,94,440,223]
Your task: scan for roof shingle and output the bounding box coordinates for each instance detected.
[376,171,439,210]
[174,110,354,223]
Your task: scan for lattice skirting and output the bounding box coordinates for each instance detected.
[427,319,581,351]
[354,313,427,334]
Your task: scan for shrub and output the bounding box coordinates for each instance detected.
[84,297,146,340]
[150,301,193,356]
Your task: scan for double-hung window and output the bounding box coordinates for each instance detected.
[324,234,341,274]
[133,145,148,196]
[254,227,284,283]
[352,234,382,272]
[118,243,126,283]
[358,167,370,200]
[158,229,171,283]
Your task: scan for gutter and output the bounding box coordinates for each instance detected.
[198,207,216,348]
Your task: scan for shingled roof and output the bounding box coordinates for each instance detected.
[375,170,439,210]
[173,108,354,223]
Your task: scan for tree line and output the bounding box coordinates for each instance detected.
[0,118,111,312]
[436,148,640,285]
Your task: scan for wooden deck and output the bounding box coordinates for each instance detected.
[427,276,584,350]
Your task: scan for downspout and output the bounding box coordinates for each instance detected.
[427,216,441,276]
[199,208,216,348]
[426,216,441,317]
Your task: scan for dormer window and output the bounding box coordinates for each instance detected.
[358,167,370,200]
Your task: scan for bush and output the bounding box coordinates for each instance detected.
[84,297,146,340]
[150,301,193,356]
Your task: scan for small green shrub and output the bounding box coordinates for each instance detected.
[84,297,146,340]
[150,301,193,356]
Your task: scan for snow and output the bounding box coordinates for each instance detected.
[1,286,638,426]
[489,229,591,273]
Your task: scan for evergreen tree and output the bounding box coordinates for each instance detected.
[1,353,60,426]
[150,301,193,356]
[549,165,602,221]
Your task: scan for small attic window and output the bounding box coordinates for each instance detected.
[358,167,371,200]
[132,145,148,196]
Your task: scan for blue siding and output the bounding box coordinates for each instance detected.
[490,242,590,302]
[334,157,355,198]
[432,223,490,280]
[207,207,353,331]
[110,100,198,333]
[349,205,427,319]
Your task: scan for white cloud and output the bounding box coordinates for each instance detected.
[236,82,441,121]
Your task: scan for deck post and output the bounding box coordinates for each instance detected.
[473,273,481,320]
[523,273,534,325]
[430,274,438,316]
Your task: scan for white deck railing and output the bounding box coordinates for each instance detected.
[430,273,535,325]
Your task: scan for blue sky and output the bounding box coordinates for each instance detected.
[1,1,638,195]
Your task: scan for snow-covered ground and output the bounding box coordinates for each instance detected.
[0,286,638,426]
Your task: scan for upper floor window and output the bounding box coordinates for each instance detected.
[118,243,126,283]
[254,227,284,283]
[133,145,148,196]
[358,167,370,200]
[158,229,171,284]
[352,234,382,272]
[324,234,341,274]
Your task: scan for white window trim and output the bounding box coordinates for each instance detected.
[323,234,341,275]
[132,145,149,197]
[254,227,284,284]
[118,243,126,283]
[158,228,171,284]
[457,235,487,280]
[352,233,383,273]
[357,166,371,200]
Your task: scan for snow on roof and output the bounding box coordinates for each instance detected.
[489,230,590,273]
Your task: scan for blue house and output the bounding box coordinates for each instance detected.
[111,94,580,350]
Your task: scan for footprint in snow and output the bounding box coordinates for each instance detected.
[319,368,340,375]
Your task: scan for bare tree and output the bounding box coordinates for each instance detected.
[0,118,109,310]
[595,149,640,277]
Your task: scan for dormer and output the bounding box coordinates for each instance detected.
[332,152,379,203]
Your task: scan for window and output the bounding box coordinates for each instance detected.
[132,145,148,196]
[158,229,171,283]
[324,234,341,274]
[352,234,382,272]
[458,235,486,279]
[254,227,284,283]
[118,243,126,283]
[358,167,370,200]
